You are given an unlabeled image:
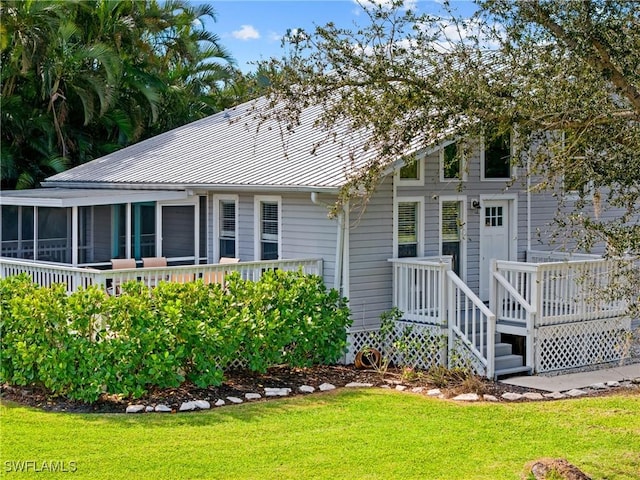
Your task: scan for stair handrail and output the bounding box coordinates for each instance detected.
[446,270,496,379]
[492,271,536,314]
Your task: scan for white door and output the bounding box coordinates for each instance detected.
[480,200,512,301]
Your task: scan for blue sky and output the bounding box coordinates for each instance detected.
[195,1,478,72]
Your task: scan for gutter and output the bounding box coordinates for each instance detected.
[311,192,346,293]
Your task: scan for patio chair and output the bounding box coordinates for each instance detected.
[141,256,168,287]
[109,258,137,294]
[202,257,240,286]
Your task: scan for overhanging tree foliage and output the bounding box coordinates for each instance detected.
[259,0,639,257]
[0,0,238,189]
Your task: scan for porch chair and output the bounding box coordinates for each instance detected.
[202,257,240,286]
[141,256,168,287]
[109,258,137,294]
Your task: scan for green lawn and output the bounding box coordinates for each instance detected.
[1,389,639,479]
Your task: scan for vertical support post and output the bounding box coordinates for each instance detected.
[33,207,39,261]
[125,203,132,259]
[71,206,79,266]
[487,312,496,379]
[446,267,454,368]
[527,267,539,371]
[194,198,200,265]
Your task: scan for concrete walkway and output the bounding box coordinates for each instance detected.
[500,364,640,392]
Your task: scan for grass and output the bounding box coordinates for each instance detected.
[1,389,639,479]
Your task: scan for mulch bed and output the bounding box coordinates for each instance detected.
[0,364,634,413]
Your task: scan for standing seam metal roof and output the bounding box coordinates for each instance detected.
[45,99,382,191]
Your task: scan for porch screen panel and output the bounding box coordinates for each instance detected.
[441,201,461,275]
[260,201,278,260]
[398,202,418,258]
[199,196,207,263]
[162,205,195,260]
[219,200,236,259]
[136,203,156,258]
[78,205,111,264]
[1,205,34,258]
[38,207,70,263]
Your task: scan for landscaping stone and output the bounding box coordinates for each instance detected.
[179,401,196,411]
[319,383,336,391]
[411,387,424,393]
[631,377,640,385]
[453,393,479,401]
[245,393,262,400]
[299,385,315,393]
[565,389,587,397]
[427,388,442,396]
[483,394,498,402]
[194,400,211,410]
[145,406,154,412]
[589,382,607,390]
[522,392,544,400]
[606,380,620,387]
[345,382,374,388]
[227,396,243,404]
[544,392,566,399]
[395,385,407,391]
[214,399,226,407]
[502,392,523,401]
[125,405,145,414]
[155,404,172,413]
[264,387,291,397]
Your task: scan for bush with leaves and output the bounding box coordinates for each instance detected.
[0,271,350,402]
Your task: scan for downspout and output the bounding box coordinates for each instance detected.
[527,155,532,255]
[311,192,345,293]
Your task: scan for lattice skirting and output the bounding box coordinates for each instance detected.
[347,321,446,370]
[448,339,487,377]
[535,317,632,373]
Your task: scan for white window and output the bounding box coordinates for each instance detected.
[439,197,466,277]
[481,129,512,180]
[440,141,467,182]
[394,198,423,258]
[254,196,281,260]
[218,198,237,260]
[397,156,424,186]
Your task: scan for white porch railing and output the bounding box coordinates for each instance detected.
[493,257,627,328]
[388,257,495,378]
[0,257,323,294]
[447,270,496,378]
[388,257,452,325]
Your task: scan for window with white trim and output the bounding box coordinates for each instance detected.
[219,199,236,259]
[398,156,424,186]
[440,142,467,181]
[256,197,280,260]
[482,130,512,180]
[440,199,464,276]
[397,201,419,258]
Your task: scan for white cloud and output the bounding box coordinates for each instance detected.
[232,25,261,41]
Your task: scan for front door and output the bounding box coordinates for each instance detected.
[480,199,512,301]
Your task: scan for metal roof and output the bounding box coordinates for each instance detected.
[0,188,188,207]
[44,100,383,192]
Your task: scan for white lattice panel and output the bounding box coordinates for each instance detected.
[536,317,632,373]
[448,340,487,377]
[347,321,446,370]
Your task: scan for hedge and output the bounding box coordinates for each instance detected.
[0,270,351,402]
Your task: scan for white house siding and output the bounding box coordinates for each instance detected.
[347,177,394,330]
[396,144,529,295]
[281,193,338,286]
[204,192,338,287]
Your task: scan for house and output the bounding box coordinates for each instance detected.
[0,99,634,378]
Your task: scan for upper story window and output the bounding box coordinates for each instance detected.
[440,142,467,182]
[255,196,281,261]
[398,156,424,186]
[482,129,512,180]
[219,199,237,259]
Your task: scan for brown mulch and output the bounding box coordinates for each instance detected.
[0,364,635,414]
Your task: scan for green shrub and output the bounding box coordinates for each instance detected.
[0,270,351,402]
